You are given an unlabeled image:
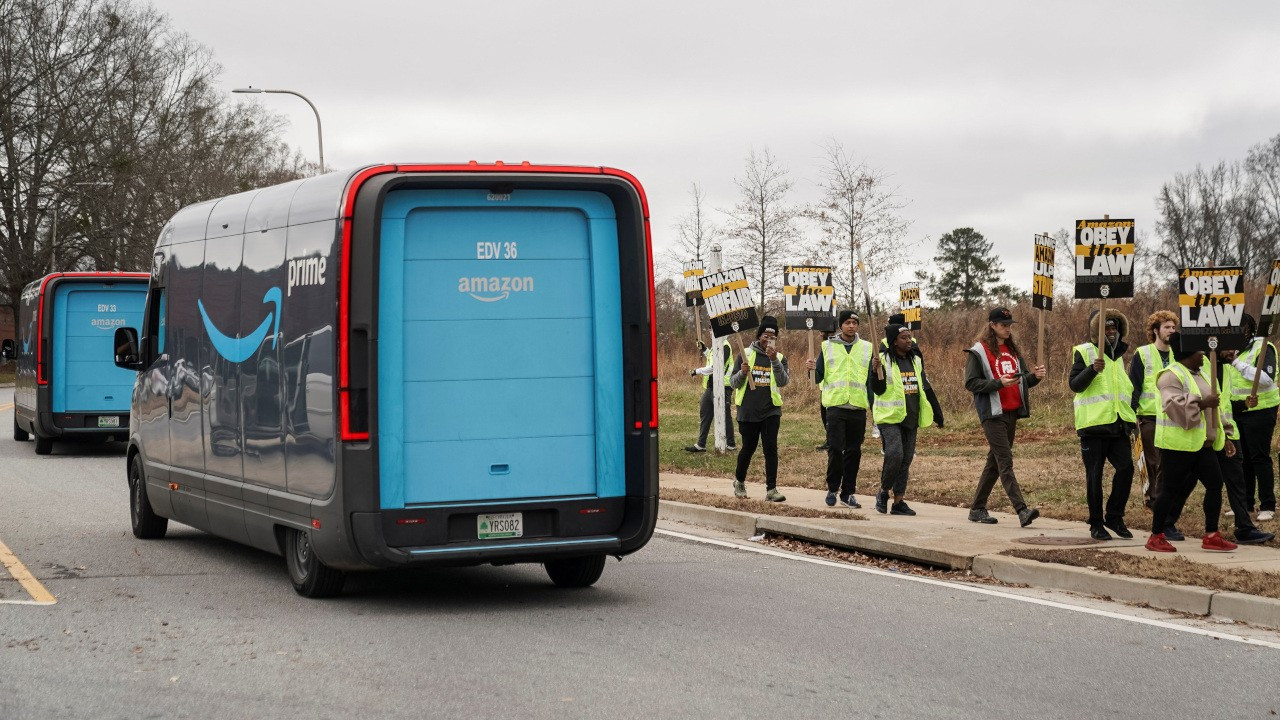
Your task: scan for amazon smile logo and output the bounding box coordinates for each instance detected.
[199,287,281,363]
[457,275,535,302]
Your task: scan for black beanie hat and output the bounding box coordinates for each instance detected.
[757,315,779,337]
[1170,332,1197,361]
[837,309,858,326]
[885,323,910,345]
[887,312,906,325]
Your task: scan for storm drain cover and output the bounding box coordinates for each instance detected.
[1012,535,1103,546]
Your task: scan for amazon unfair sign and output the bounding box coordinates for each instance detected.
[700,266,759,338]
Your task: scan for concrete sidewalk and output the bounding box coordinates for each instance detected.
[660,472,1280,628]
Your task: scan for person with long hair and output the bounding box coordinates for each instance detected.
[965,307,1046,526]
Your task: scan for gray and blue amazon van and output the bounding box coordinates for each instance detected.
[112,163,660,597]
[4,272,150,455]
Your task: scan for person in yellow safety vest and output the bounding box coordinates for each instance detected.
[870,323,944,516]
[686,340,736,453]
[729,315,790,502]
[1069,310,1136,541]
[805,309,879,509]
[1127,310,1177,515]
[1145,334,1239,553]
[1164,349,1277,545]
[1223,313,1279,522]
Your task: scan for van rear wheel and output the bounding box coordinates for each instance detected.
[129,458,168,539]
[284,528,345,598]
[34,436,52,455]
[544,554,607,588]
[13,418,28,442]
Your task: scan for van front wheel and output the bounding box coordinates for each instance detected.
[129,458,168,539]
[34,436,52,455]
[284,528,345,598]
[544,554,607,588]
[13,418,28,442]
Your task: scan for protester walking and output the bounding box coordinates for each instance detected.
[1164,350,1276,545]
[965,307,1045,526]
[1146,335,1238,553]
[1223,314,1279,522]
[686,340,736,452]
[1070,310,1136,541]
[870,322,943,515]
[805,310,877,508]
[730,316,789,502]
[1129,311,1177,512]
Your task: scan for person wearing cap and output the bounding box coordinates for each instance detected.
[1222,313,1279,522]
[686,340,736,453]
[964,307,1045,527]
[1163,347,1276,545]
[870,323,943,515]
[1146,335,1238,553]
[805,309,878,508]
[1069,309,1136,541]
[729,316,789,502]
[1128,311,1177,513]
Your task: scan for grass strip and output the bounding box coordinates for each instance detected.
[1004,547,1280,600]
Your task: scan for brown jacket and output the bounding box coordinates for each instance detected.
[1156,366,1217,448]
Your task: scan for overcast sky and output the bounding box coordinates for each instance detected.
[150,0,1280,298]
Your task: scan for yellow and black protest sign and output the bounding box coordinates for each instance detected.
[1259,259,1280,337]
[782,265,835,332]
[1032,233,1055,310]
[1074,218,1135,299]
[1177,266,1247,352]
[699,266,759,338]
[899,282,922,329]
[682,260,705,307]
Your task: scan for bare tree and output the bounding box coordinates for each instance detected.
[808,139,914,312]
[723,147,799,310]
[672,182,719,263]
[1246,134,1280,267]
[0,0,307,318]
[1154,160,1269,277]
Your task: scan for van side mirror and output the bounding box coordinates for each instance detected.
[0,338,13,361]
[114,327,143,370]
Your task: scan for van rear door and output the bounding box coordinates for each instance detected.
[377,189,624,508]
[52,281,147,413]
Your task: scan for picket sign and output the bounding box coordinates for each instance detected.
[1251,259,1280,398]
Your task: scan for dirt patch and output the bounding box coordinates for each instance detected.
[762,534,1009,585]
[1004,547,1280,600]
[661,487,865,520]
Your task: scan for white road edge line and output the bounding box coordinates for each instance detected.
[0,599,50,606]
[655,527,1280,650]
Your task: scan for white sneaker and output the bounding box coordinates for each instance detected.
[1259,510,1276,521]
[1225,509,1234,517]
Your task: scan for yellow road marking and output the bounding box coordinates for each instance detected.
[0,538,56,605]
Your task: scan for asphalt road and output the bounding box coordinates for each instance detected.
[2,387,1279,719]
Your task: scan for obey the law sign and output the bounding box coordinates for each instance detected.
[1177,266,1247,352]
[782,265,835,332]
[1074,219,1135,299]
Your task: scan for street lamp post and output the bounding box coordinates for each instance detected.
[233,86,325,173]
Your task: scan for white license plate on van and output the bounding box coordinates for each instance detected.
[98,416,120,428]
[478,512,522,540]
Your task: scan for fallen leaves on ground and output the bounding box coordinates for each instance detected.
[761,534,1009,585]
[1005,547,1280,600]
[661,488,866,520]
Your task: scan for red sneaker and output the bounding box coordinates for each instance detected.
[1201,532,1238,552]
[1145,533,1177,553]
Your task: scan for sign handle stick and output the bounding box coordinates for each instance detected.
[693,307,702,346]
[1209,349,1219,432]
[854,242,883,380]
[1098,299,1106,353]
[1251,292,1272,398]
[733,334,757,390]
[808,330,815,381]
[1037,307,1045,369]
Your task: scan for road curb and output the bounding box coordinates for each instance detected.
[658,500,758,536]
[971,554,1215,615]
[1209,591,1280,629]
[659,499,1280,629]
[755,516,974,570]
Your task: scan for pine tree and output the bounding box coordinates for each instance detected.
[930,228,1004,307]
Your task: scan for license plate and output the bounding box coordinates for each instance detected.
[477,512,522,540]
[98,416,120,428]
